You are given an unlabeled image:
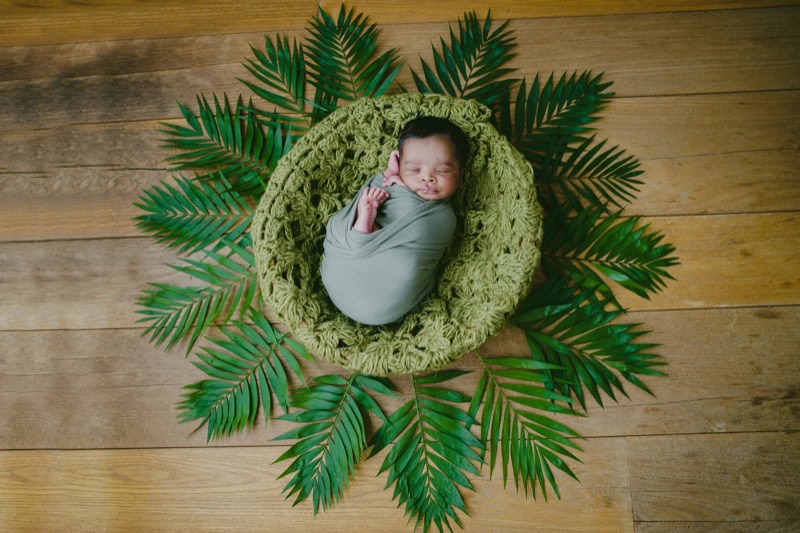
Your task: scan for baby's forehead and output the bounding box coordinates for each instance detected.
[400,135,459,157]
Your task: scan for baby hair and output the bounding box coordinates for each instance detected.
[398,116,469,168]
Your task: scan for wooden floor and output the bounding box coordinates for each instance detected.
[2,1,799,531]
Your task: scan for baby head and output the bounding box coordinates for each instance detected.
[397,116,469,201]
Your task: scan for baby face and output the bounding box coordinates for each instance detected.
[398,134,462,201]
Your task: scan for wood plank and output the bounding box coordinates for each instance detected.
[0,326,292,450]
[613,212,800,311]
[636,520,800,532]
[2,11,799,132]
[0,439,633,532]
[0,33,273,82]
[0,122,170,242]
[1,212,796,330]
[378,7,800,98]
[562,306,800,437]
[0,237,184,331]
[628,432,800,522]
[2,1,794,47]
[599,92,800,160]
[1,91,798,242]
[4,7,798,96]
[0,0,317,47]
[0,66,245,133]
[2,307,797,450]
[321,1,800,25]
[630,151,800,217]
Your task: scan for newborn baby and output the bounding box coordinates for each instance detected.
[321,116,469,325]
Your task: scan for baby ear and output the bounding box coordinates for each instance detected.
[387,150,400,169]
[385,150,400,178]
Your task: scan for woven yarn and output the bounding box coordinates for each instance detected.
[251,94,543,376]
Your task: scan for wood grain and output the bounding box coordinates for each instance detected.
[2,307,797,450]
[0,0,317,47]
[3,7,797,96]
[629,432,800,522]
[0,439,632,532]
[1,212,797,331]
[615,212,800,311]
[378,7,800,98]
[2,3,799,531]
[565,306,800,436]
[636,521,800,532]
[2,1,795,47]
[2,8,799,133]
[320,1,800,25]
[2,90,798,242]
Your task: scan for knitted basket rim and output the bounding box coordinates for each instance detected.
[252,94,543,376]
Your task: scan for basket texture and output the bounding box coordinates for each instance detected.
[251,94,543,376]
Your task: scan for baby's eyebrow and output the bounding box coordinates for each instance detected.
[401,160,456,168]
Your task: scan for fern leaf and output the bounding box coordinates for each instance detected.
[468,351,582,499]
[304,5,401,122]
[135,240,258,353]
[133,174,252,254]
[412,10,516,107]
[511,277,668,409]
[274,373,395,514]
[542,205,679,301]
[161,93,291,198]
[177,309,309,441]
[369,370,482,532]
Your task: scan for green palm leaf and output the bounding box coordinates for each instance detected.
[274,373,395,514]
[136,240,258,353]
[467,351,582,499]
[178,309,310,441]
[512,277,668,409]
[412,10,516,107]
[241,34,308,118]
[305,5,401,123]
[161,93,291,197]
[537,135,644,213]
[133,174,252,254]
[369,370,483,532]
[542,204,679,301]
[496,72,614,172]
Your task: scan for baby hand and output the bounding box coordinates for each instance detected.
[383,150,406,187]
[383,173,406,188]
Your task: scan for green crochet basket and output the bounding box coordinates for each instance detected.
[251,94,543,376]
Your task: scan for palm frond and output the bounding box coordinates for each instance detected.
[136,240,258,353]
[161,93,292,198]
[273,373,395,514]
[304,5,401,123]
[537,135,644,213]
[240,34,308,118]
[411,10,517,107]
[467,352,582,500]
[496,72,614,172]
[369,370,483,532]
[511,277,668,409]
[542,205,679,301]
[178,309,310,441]
[133,174,252,254]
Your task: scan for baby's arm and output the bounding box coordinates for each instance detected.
[353,186,389,234]
[382,150,407,188]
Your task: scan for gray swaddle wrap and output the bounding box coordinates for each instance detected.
[321,173,457,325]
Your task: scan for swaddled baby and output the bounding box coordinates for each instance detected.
[321,116,469,325]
